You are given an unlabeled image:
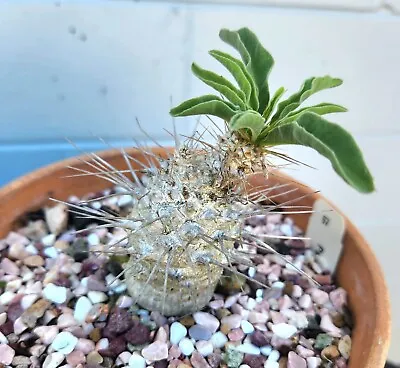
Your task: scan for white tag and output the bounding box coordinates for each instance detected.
[305,198,345,272]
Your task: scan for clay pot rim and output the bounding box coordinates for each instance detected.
[0,146,391,367]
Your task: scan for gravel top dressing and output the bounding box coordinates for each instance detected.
[0,186,352,368]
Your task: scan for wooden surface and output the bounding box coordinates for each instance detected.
[0,147,391,367]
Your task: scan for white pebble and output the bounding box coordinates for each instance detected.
[307,357,322,368]
[0,331,8,343]
[95,338,109,351]
[43,283,67,304]
[179,337,195,356]
[320,314,342,337]
[34,325,59,345]
[170,322,187,345]
[0,312,6,325]
[43,352,65,368]
[260,345,272,356]
[42,234,56,247]
[240,365,251,368]
[271,323,298,339]
[87,233,100,246]
[0,291,15,305]
[26,243,39,255]
[210,331,228,349]
[57,314,78,329]
[248,267,256,278]
[14,317,28,335]
[241,320,254,334]
[256,289,264,298]
[235,343,260,355]
[267,349,280,362]
[271,281,285,289]
[193,312,220,333]
[246,298,257,311]
[264,361,279,368]
[44,247,59,259]
[280,224,293,236]
[74,296,93,323]
[299,294,312,309]
[21,294,39,309]
[113,283,127,293]
[87,291,108,304]
[51,331,78,354]
[129,352,146,368]
[292,285,303,298]
[195,340,213,357]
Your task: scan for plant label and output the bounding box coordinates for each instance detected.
[305,198,345,272]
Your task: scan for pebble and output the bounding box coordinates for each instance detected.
[235,343,261,355]
[189,324,213,341]
[321,345,340,360]
[170,322,187,345]
[210,331,228,349]
[44,247,59,258]
[43,283,67,304]
[196,340,214,357]
[250,330,269,347]
[45,204,68,235]
[287,352,306,368]
[314,334,333,349]
[87,351,103,365]
[42,233,56,247]
[264,361,279,368]
[320,314,342,337]
[129,352,146,368]
[0,312,7,325]
[76,338,95,354]
[248,311,268,324]
[117,295,133,308]
[338,335,352,359]
[271,323,297,339]
[74,296,93,323]
[228,328,245,341]
[221,314,243,330]
[296,345,314,358]
[267,350,280,362]
[43,352,65,368]
[330,288,347,311]
[142,341,169,361]
[21,294,39,309]
[179,337,195,356]
[190,350,211,368]
[193,312,220,333]
[33,325,59,345]
[1,258,19,275]
[87,291,108,304]
[260,345,273,356]
[66,350,86,366]
[310,289,329,305]
[298,294,312,309]
[0,343,15,365]
[306,357,322,368]
[23,255,45,267]
[51,331,79,354]
[209,299,224,309]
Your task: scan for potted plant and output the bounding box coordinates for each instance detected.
[0,27,390,368]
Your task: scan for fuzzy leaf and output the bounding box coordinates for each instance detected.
[278,103,347,124]
[230,111,266,142]
[219,27,274,114]
[191,63,246,109]
[209,50,258,110]
[271,76,343,122]
[262,86,285,120]
[258,112,375,193]
[169,94,237,121]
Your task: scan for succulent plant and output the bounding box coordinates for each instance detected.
[69,27,374,317]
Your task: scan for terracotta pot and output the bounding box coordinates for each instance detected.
[0,147,391,367]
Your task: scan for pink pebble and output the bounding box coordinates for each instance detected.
[77,338,96,353]
[287,351,306,368]
[228,328,245,342]
[66,350,86,365]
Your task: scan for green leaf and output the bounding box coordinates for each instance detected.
[169,94,237,121]
[230,111,266,143]
[262,86,285,120]
[209,50,258,110]
[271,76,343,122]
[219,27,274,114]
[258,112,374,193]
[191,63,246,109]
[277,103,347,124]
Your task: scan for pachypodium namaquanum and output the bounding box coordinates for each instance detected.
[73,27,374,316]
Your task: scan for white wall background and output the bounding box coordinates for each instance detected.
[0,0,399,362]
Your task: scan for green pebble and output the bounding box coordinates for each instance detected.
[222,346,244,368]
[315,333,334,349]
